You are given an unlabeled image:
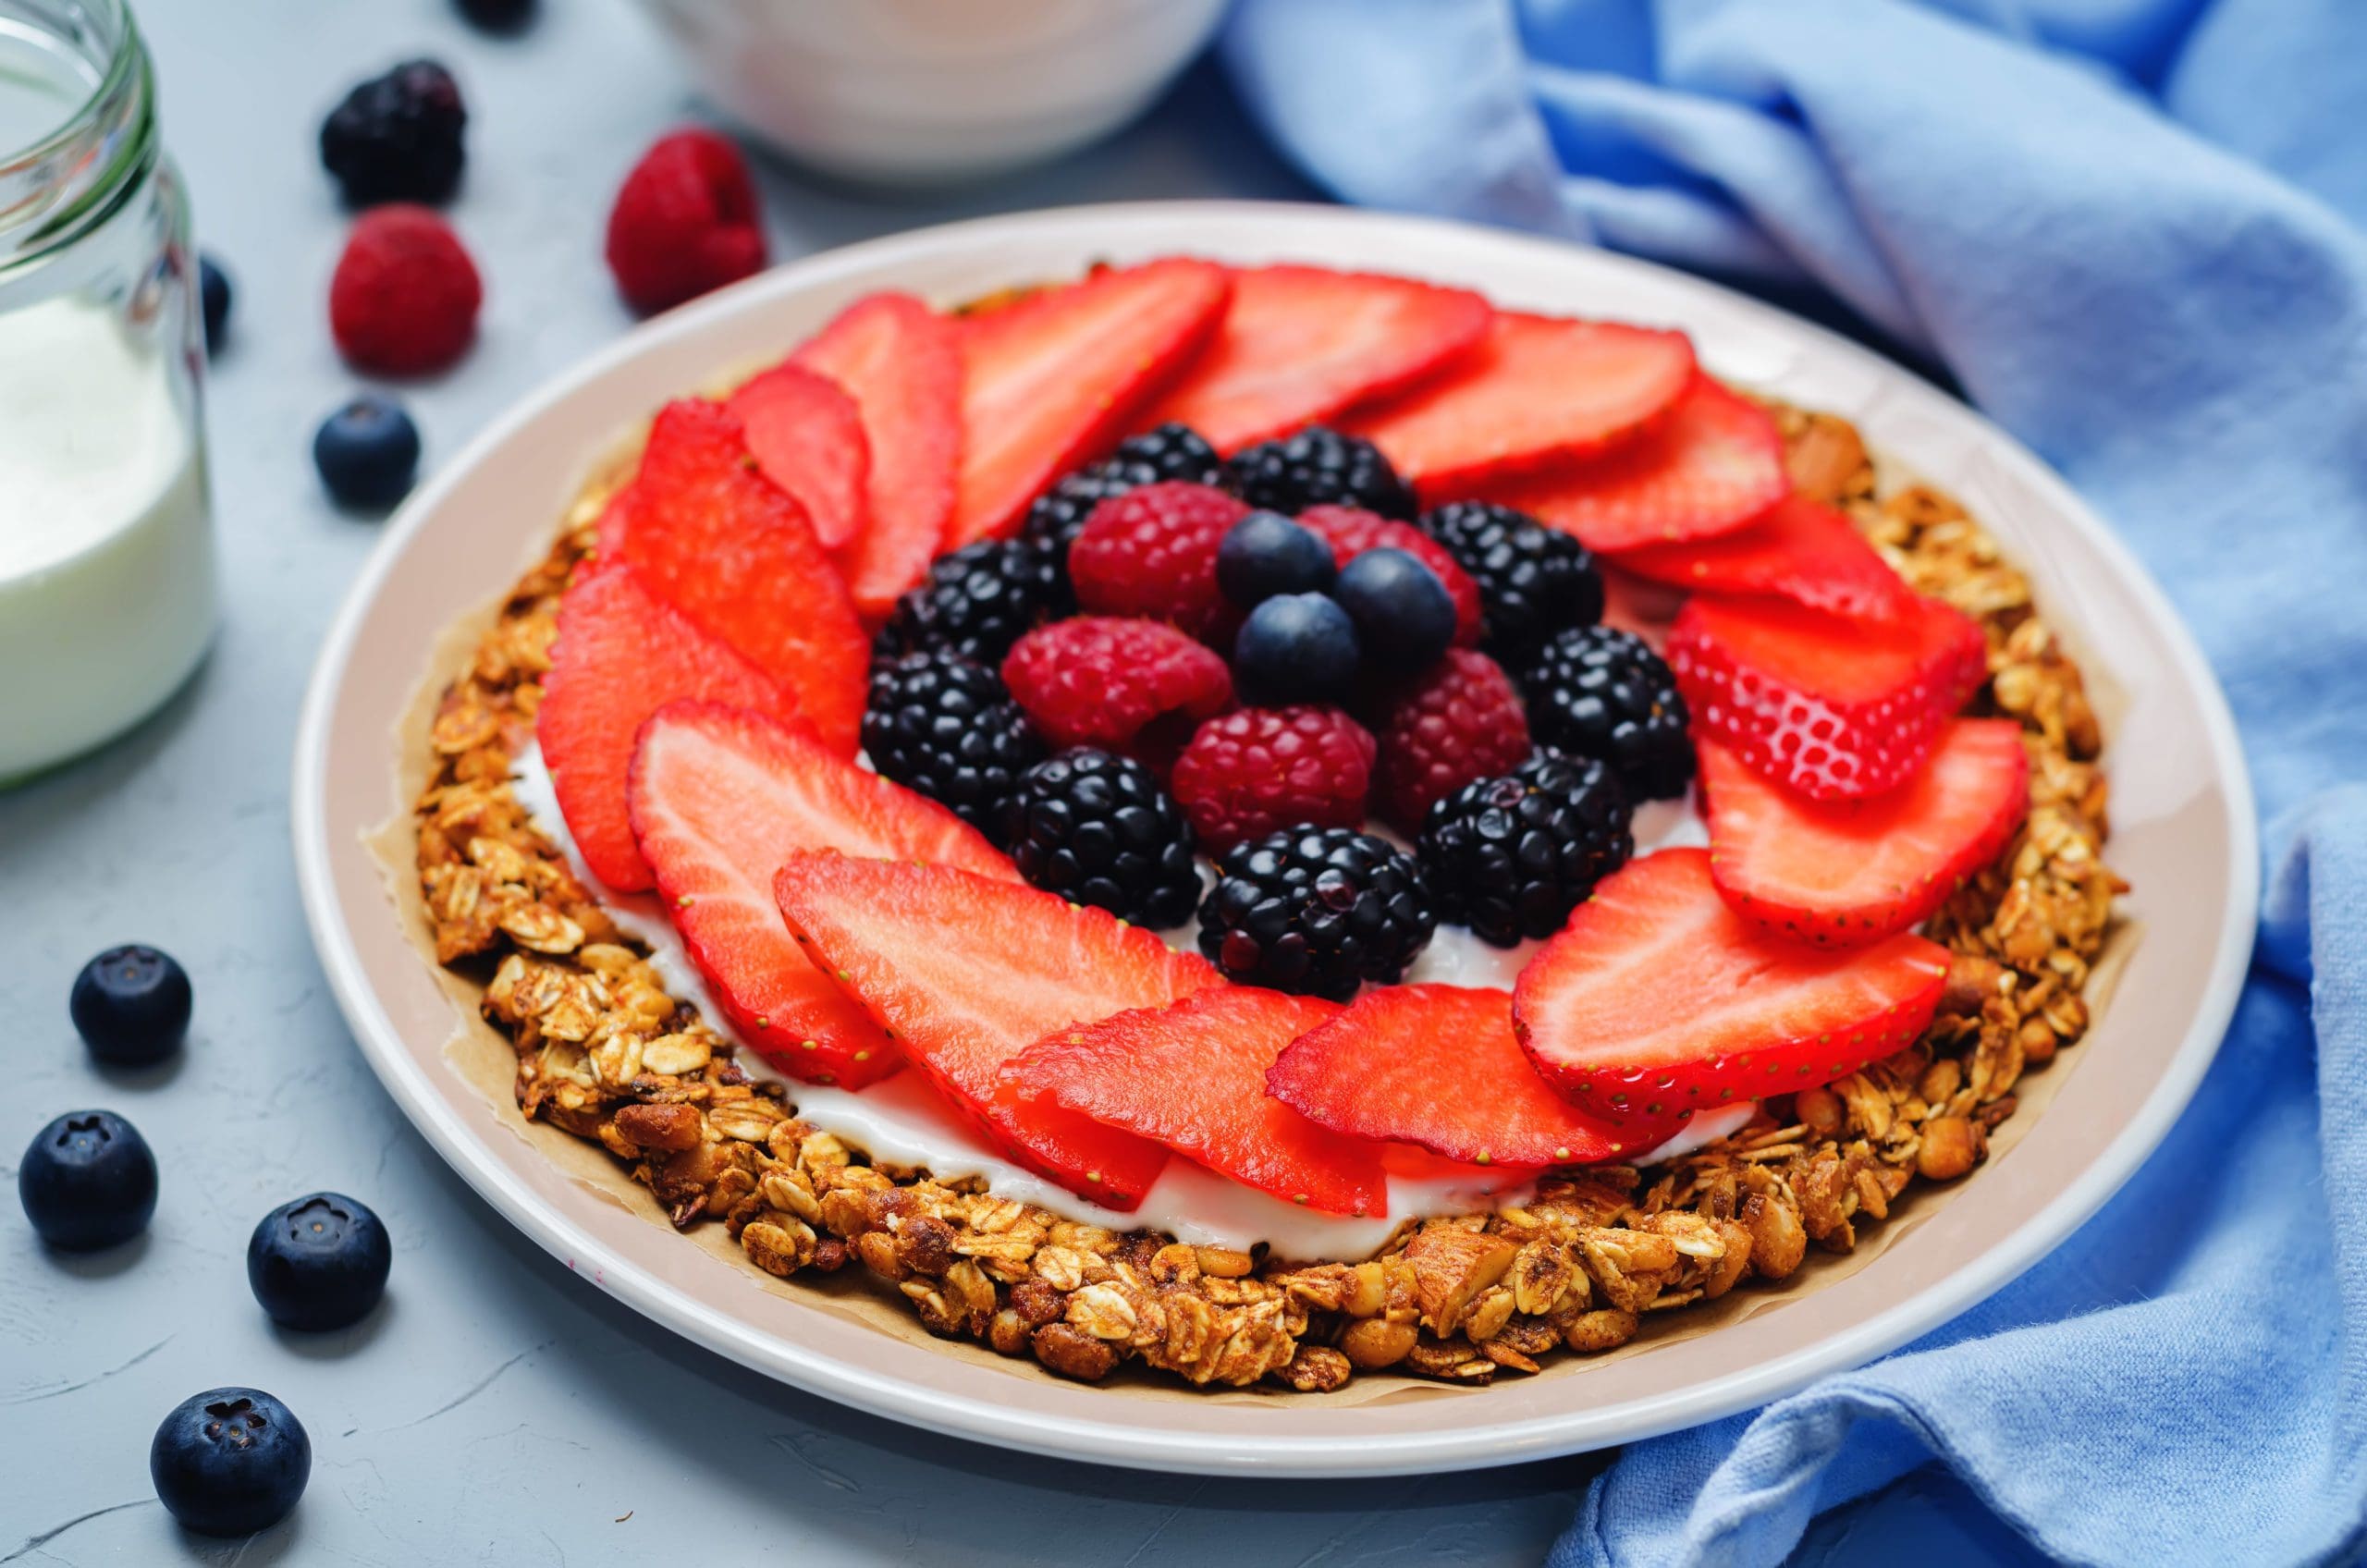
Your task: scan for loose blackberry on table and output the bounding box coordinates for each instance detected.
[861,650,1045,839]
[1419,750,1634,947]
[1019,422,1225,557]
[1000,750,1203,928]
[1226,426,1417,521]
[1420,500,1604,655]
[1197,827,1437,999]
[872,537,1069,664]
[1517,624,1695,800]
[318,58,468,207]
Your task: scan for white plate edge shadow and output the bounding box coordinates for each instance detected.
[292,200,2259,1478]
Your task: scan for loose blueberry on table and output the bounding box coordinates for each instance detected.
[197,254,231,356]
[313,394,422,509]
[151,1388,311,1537]
[247,1192,393,1331]
[69,943,192,1065]
[18,1109,157,1251]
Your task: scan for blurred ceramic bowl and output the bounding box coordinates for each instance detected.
[631,0,1231,186]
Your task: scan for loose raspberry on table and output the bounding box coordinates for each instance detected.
[1067,481,1248,643]
[605,129,767,316]
[1366,648,1532,835]
[1296,505,1485,648]
[1170,705,1376,855]
[328,204,482,375]
[1001,617,1234,768]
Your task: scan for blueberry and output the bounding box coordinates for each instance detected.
[198,255,230,355]
[1332,547,1456,670]
[151,1388,310,1537]
[313,395,420,509]
[70,945,191,1066]
[1232,593,1359,704]
[247,1192,391,1331]
[455,0,536,31]
[18,1110,156,1251]
[1217,510,1335,608]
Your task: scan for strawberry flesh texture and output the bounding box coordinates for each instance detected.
[1349,312,1697,498]
[1486,375,1788,551]
[1701,719,2029,948]
[949,259,1232,546]
[1141,265,1491,454]
[1295,505,1485,647]
[539,563,799,891]
[1512,848,1951,1122]
[770,854,1224,1209]
[603,399,868,755]
[1010,988,1387,1217]
[627,702,1017,1087]
[1267,985,1667,1167]
[729,361,871,551]
[1668,591,1989,801]
[790,292,963,621]
[1612,493,1918,625]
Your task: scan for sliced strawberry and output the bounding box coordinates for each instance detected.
[1488,376,1787,550]
[1512,848,1951,1121]
[1669,591,1989,800]
[949,259,1232,546]
[1347,313,1696,496]
[539,563,797,891]
[1140,265,1491,454]
[1009,988,1385,1217]
[1612,493,1917,624]
[770,854,1223,1209]
[728,361,870,551]
[1267,985,1667,1167]
[627,702,1017,1087]
[606,399,868,755]
[790,292,963,621]
[1296,505,1485,647]
[1701,720,2029,948]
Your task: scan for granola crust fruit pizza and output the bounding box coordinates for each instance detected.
[414,261,2123,1394]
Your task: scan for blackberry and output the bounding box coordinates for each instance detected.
[1517,625,1694,800]
[862,651,1044,839]
[873,538,1068,665]
[1020,423,1224,557]
[1421,501,1603,655]
[1001,751,1201,927]
[1418,752,1634,947]
[1226,426,1416,521]
[1197,827,1435,1000]
[319,59,467,207]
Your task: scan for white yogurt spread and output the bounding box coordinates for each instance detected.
[511,743,1745,1256]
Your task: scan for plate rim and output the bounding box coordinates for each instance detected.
[292,198,2259,1477]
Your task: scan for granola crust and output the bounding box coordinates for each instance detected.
[411,398,2123,1393]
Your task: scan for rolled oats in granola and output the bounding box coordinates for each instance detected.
[411,398,2123,1394]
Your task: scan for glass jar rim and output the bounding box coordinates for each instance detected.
[0,0,157,272]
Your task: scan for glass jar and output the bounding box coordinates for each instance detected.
[0,0,213,783]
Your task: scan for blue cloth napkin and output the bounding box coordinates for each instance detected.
[1221,4,2367,1562]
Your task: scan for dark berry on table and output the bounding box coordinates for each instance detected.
[1216,510,1335,607]
[1171,705,1376,855]
[1000,750,1201,928]
[1421,500,1603,655]
[1232,593,1360,705]
[198,255,230,356]
[319,58,466,207]
[1225,426,1417,521]
[1518,624,1695,800]
[862,650,1044,840]
[1197,827,1435,1000]
[1418,751,1634,947]
[70,945,191,1066]
[1331,547,1456,672]
[455,0,536,31]
[151,1388,310,1537]
[1019,423,1224,557]
[247,1193,392,1331]
[873,538,1068,665]
[313,395,421,510]
[18,1110,156,1251]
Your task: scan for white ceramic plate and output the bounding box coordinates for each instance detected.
[293,202,2256,1477]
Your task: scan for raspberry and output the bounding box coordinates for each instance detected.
[1366,649,1531,835]
[1171,706,1375,855]
[328,205,482,375]
[1067,481,1247,643]
[1001,617,1233,769]
[605,129,767,316]
[1296,505,1484,647]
